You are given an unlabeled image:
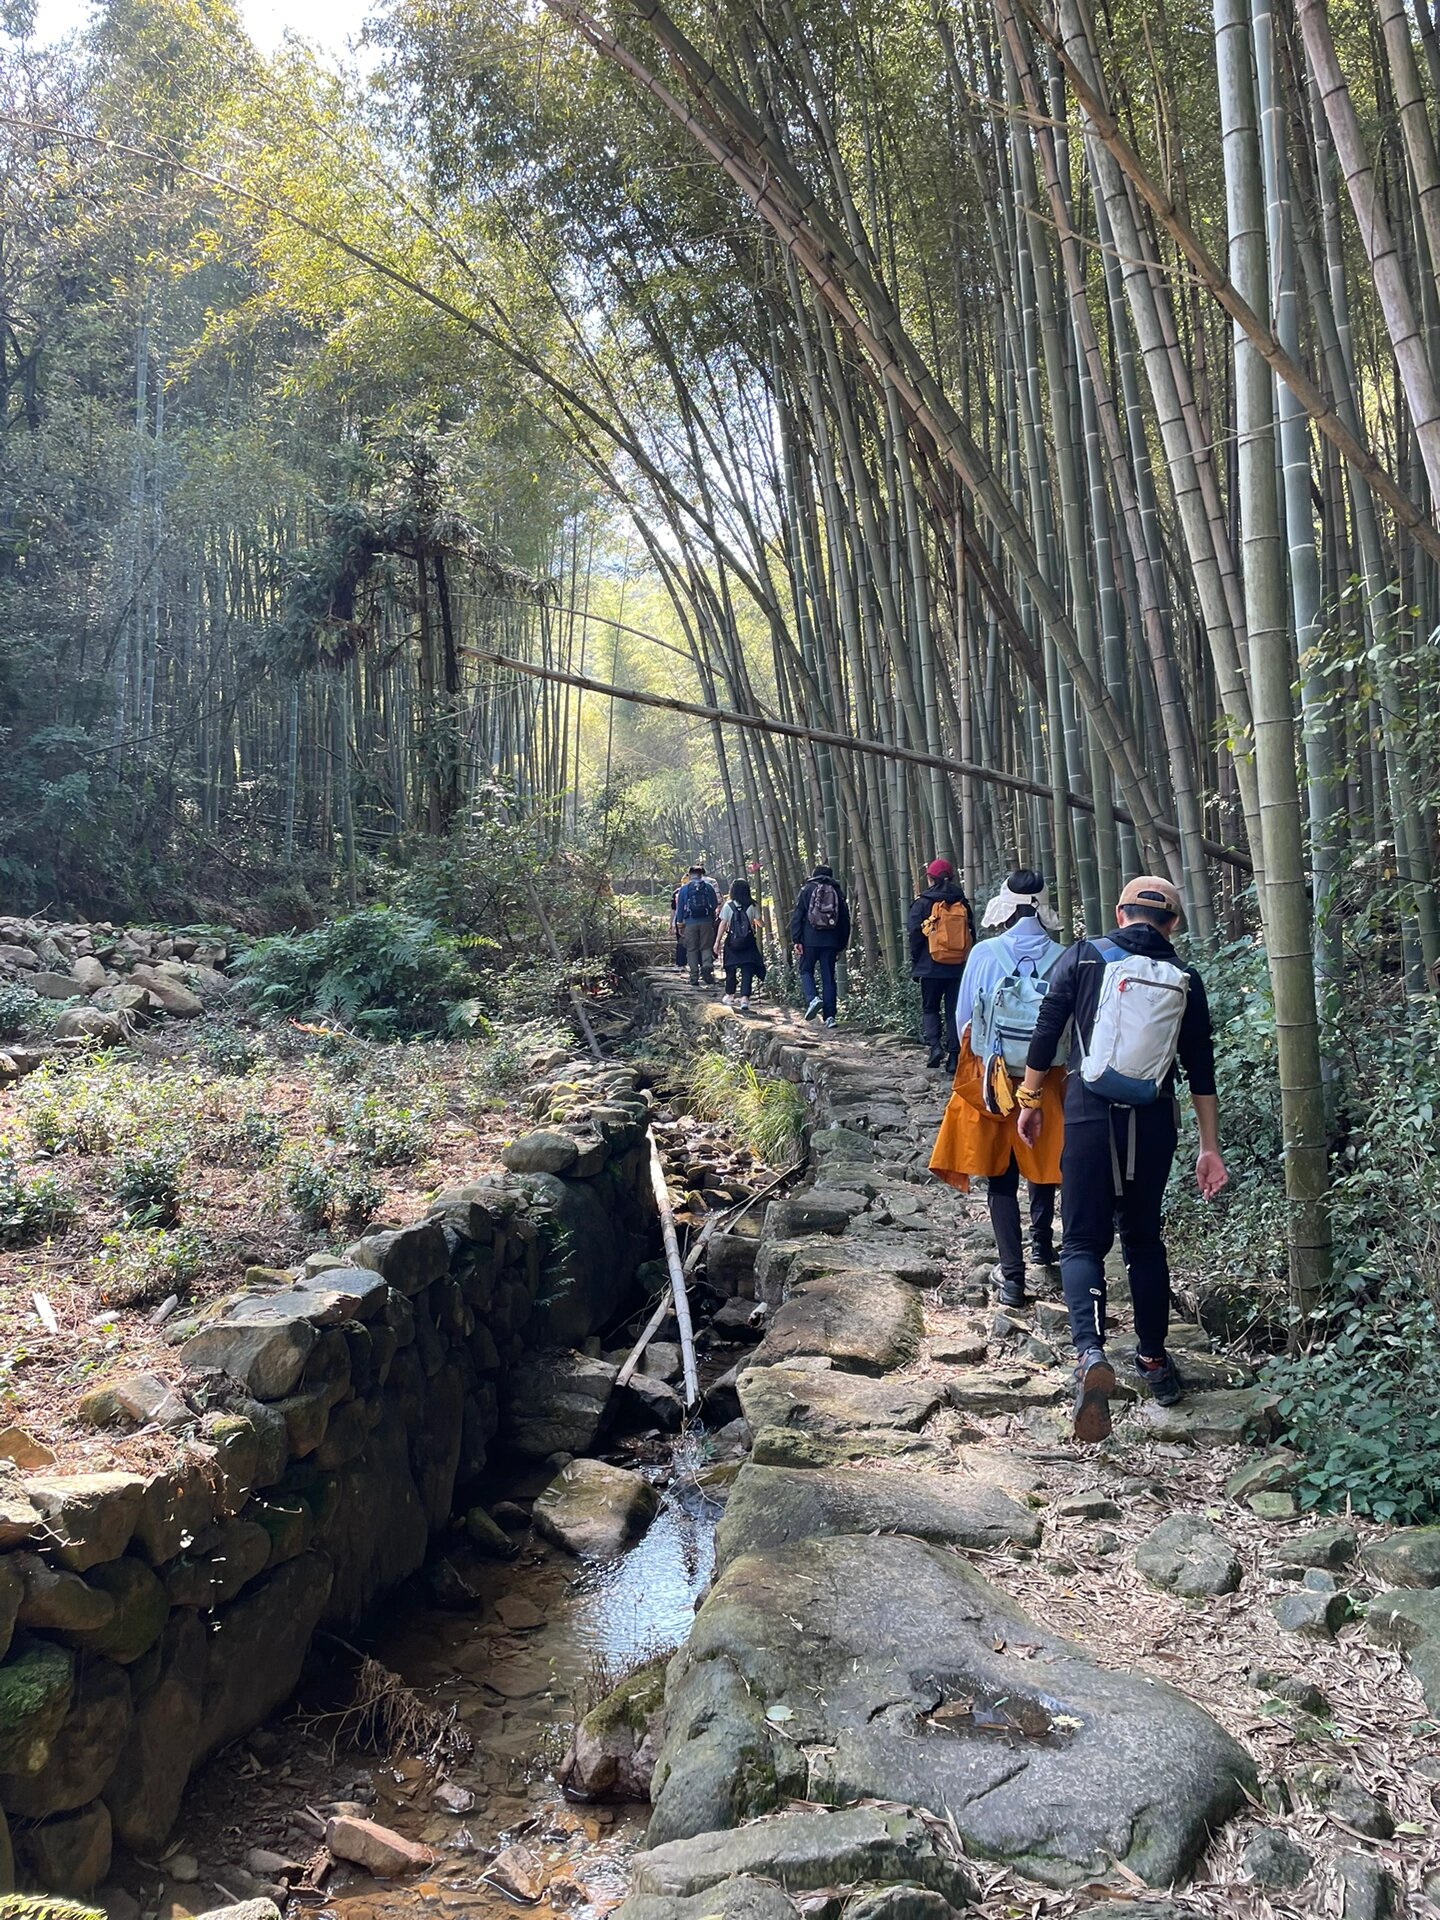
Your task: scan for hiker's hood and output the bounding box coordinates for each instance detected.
[920,881,967,904]
[1005,916,1060,963]
[1109,921,1181,963]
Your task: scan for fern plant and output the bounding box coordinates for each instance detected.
[238,908,475,1038]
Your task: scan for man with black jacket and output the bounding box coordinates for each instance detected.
[905,858,974,1071]
[789,862,850,1026]
[1016,875,1227,1441]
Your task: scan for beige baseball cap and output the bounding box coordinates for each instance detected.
[1118,875,1183,920]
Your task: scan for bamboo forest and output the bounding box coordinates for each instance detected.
[4,0,1440,1909]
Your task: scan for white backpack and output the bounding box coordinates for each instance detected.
[1079,937,1190,1105]
[971,942,1066,1073]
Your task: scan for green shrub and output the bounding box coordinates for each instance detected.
[282,1150,336,1229]
[114,1141,184,1227]
[0,978,42,1040]
[685,1049,807,1164]
[334,1164,383,1226]
[0,1149,76,1246]
[198,1024,264,1076]
[239,907,475,1039]
[90,1227,204,1308]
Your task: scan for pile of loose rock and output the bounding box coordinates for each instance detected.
[0,917,235,1063]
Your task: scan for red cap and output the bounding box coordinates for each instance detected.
[926,859,954,881]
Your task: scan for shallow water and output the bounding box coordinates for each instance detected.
[312,1460,722,1920]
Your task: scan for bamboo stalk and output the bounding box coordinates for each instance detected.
[648,1136,701,1409]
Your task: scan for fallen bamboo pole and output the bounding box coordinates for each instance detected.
[648,1134,701,1408]
[466,646,1252,871]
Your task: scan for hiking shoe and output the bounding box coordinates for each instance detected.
[738,998,750,1011]
[1072,1347,1116,1443]
[824,1016,837,1028]
[805,996,823,1020]
[991,1265,1027,1309]
[944,1052,958,1076]
[926,1044,944,1068]
[1133,1349,1185,1407]
[721,994,734,1007]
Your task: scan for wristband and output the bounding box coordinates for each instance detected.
[1015,1086,1043,1110]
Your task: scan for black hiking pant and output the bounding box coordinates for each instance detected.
[920,977,961,1054]
[987,1155,1057,1285]
[1059,1092,1178,1359]
[799,945,838,1019]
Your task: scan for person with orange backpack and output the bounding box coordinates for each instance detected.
[906,858,975,1072]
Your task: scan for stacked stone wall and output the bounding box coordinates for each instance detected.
[0,1056,655,1895]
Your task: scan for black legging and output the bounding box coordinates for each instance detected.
[987,1155,1058,1285]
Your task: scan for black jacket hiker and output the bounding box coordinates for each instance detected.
[906,881,975,980]
[1026,921,1217,1363]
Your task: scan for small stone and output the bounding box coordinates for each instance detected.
[1241,1827,1312,1889]
[487,1841,545,1902]
[1056,1492,1122,1521]
[191,1903,282,1920]
[0,1427,56,1471]
[1302,1567,1337,1593]
[1364,1525,1440,1589]
[1332,1851,1397,1920]
[1248,1491,1296,1519]
[432,1782,476,1815]
[168,1852,201,1882]
[1289,1764,1394,1839]
[326,1814,434,1876]
[1250,1669,1328,1716]
[244,1849,297,1877]
[1135,1514,1242,1597]
[928,1337,986,1366]
[494,1593,546,1632]
[78,1370,191,1432]
[464,1506,520,1559]
[1272,1589,1347,1639]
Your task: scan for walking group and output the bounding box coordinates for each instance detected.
[669,850,1227,1444]
[670,859,851,1025]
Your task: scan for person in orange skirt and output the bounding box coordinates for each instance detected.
[929,869,1069,1307]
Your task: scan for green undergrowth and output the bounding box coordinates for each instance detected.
[684,1045,807,1165]
[1166,936,1440,1524]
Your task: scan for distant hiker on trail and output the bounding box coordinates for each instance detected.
[715,879,766,1010]
[789,861,850,1028]
[1016,875,1227,1443]
[675,862,719,987]
[929,870,1067,1308]
[669,875,688,970]
[906,858,974,1073]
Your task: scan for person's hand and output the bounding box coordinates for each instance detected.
[1016,1107,1043,1148]
[792,943,803,960]
[1196,1149,1228,1199]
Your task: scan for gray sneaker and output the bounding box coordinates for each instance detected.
[804,996,823,1020]
[1072,1348,1116,1444]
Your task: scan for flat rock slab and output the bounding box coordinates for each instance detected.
[738,1363,943,1437]
[533,1459,659,1557]
[943,1367,1068,1413]
[633,1807,971,1906]
[620,1875,801,1920]
[1130,1389,1279,1446]
[649,1532,1253,1888]
[750,1428,948,1469]
[714,1463,1041,1571]
[756,1273,923,1377]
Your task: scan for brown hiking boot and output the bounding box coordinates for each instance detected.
[1072,1347,1116,1443]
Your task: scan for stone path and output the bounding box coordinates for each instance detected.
[627,974,1440,1920]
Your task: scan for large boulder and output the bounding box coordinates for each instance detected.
[180,1310,318,1400]
[520,1170,643,1345]
[104,1610,206,1852]
[618,1877,801,1920]
[714,1464,1041,1572]
[648,1532,1253,1888]
[756,1274,923,1377]
[195,1551,333,1761]
[737,1362,943,1437]
[0,1654,131,1816]
[0,1637,74,1776]
[1365,1527,1440,1589]
[560,1653,668,1799]
[501,1349,618,1459]
[533,1459,660,1557]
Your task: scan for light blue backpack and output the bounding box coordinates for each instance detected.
[971,943,1067,1073]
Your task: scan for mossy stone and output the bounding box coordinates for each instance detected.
[0,1638,75,1775]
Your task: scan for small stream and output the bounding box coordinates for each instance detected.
[190,1440,725,1920]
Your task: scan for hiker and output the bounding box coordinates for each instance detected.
[906,858,975,1072]
[789,861,850,1027]
[674,862,719,987]
[715,879,767,1010]
[669,875,687,970]
[1016,875,1227,1442]
[928,870,1067,1307]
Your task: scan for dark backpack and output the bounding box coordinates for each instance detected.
[806,880,840,931]
[727,904,756,952]
[678,879,717,920]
